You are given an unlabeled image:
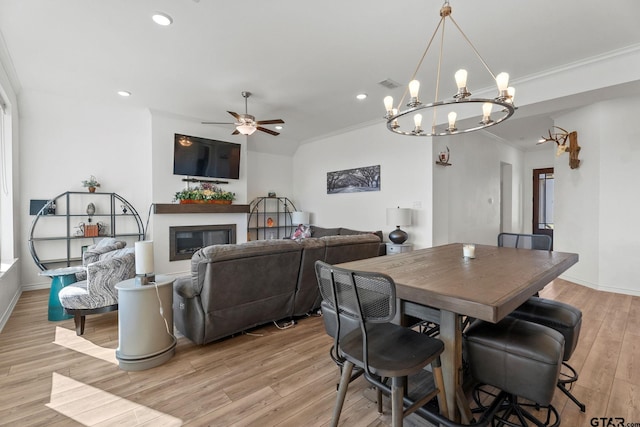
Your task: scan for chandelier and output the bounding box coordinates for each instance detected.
[383,1,516,137]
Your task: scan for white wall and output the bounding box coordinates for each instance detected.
[553,96,640,295]
[293,123,433,248]
[432,132,524,246]
[19,90,152,288]
[247,151,293,203]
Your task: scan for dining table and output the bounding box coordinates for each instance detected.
[337,242,579,423]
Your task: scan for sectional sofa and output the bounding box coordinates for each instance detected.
[173,233,382,345]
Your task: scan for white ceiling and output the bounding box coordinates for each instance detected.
[1,0,639,155]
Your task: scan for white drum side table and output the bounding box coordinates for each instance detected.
[115,275,176,371]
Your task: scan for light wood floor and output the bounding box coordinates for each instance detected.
[0,279,638,426]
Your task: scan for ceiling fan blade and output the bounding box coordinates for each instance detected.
[228,111,240,120]
[201,121,234,125]
[257,126,280,136]
[231,129,240,135]
[256,119,284,125]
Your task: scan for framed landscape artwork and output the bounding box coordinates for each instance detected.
[327,165,380,194]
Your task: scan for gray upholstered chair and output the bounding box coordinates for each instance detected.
[497,232,552,251]
[59,245,135,335]
[465,317,565,426]
[315,261,454,427]
[498,232,586,412]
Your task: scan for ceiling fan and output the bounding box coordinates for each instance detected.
[202,91,284,136]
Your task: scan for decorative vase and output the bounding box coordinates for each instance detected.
[211,200,232,205]
[179,199,194,204]
[88,186,96,193]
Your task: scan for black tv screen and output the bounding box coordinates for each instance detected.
[173,134,241,180]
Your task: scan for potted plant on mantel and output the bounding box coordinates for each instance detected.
[81,175,101,193]
[173,183,235,205]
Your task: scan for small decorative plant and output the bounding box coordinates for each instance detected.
[174,183,235,203]
[81,175,101,192]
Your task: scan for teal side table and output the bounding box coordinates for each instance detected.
[40,266,85,321]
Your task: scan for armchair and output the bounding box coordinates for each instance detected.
[58,246,135,335]
[74,238,127,281]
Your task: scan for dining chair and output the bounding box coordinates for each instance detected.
[465,317,565,427]
[498,232,586,412]
[497,232,552,251]
[315,260,453,427]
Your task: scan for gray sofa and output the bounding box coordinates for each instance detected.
[173,233,381,345]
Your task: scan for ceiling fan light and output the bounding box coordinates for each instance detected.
[236,124,257,135]
[152,12,173,26]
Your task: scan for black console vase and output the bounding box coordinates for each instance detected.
[388,227,408,244]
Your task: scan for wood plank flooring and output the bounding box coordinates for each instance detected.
[0,279,638,426]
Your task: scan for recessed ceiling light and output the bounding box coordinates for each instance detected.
[117,90,131,97]
[356,93,368,100]
[152,12,173,26]
[275,125,283,130]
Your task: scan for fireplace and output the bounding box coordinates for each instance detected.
[169,224,236,261]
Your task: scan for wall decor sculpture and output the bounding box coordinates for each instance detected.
[537,126,581,169]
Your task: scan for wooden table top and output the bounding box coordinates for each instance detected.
[337,243,579,323]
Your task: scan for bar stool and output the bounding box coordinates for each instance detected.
[465,317,565,427]
[509,297,586,412]
[315,261,454,427]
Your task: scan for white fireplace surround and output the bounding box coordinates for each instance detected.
[152,212,248,276]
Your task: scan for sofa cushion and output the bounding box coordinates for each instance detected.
[339,227,384,242]
[309,226,341,237]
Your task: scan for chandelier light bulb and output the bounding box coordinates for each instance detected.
[448,111,457,131]
[384,96,394,114]
[507,87,516,103]
[391,109,399,129]
[409,80,421,98]
[413,113,423,133]
[496,72,510,91]
[482,102,492,118]
[481,102,494,125]
[454,69,468,89]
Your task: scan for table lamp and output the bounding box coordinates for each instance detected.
[386,207,412,244]
[135,240,155,286]
[291,211,310,226]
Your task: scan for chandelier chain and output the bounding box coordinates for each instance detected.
[448,15,497,81]
[397,16,445,110]
[433,16,447,132]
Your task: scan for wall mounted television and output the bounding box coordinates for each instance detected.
[173,133,241,180]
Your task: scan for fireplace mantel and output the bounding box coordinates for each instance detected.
[154,203,250,214]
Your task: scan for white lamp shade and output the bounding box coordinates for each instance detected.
[291,211,310,225]
[135,240,155,275]
[386,208,412,227]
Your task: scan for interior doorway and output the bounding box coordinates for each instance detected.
[533,168,554,247]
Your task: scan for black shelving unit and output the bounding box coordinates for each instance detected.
[247,196,297,241]
[28,191,144,271]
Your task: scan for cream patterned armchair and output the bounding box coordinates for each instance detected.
[59,240,135,335]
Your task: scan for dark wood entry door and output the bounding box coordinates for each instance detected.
[533,168,554,248]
